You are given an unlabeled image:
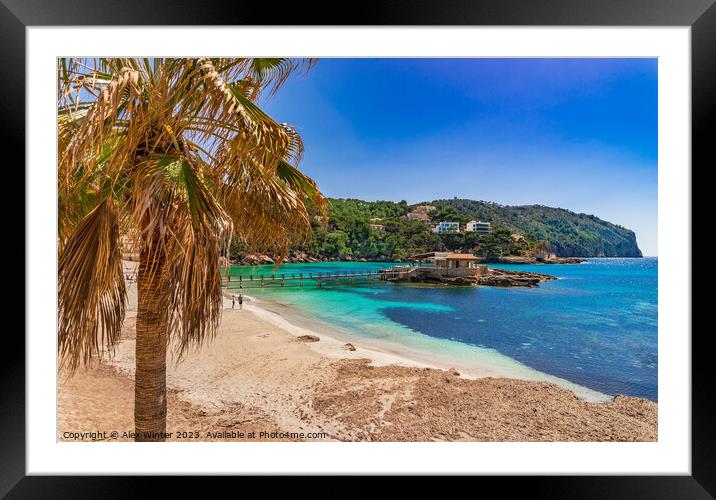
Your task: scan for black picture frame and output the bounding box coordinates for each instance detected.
[4,0,711,495]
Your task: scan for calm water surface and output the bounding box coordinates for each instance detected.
[226,258,658,401]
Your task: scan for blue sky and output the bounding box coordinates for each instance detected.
[261,58,658,256]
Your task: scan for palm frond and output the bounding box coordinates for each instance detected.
[247,58,316,97]
[220,161,313,257]
[58,199,126,372]
[165,216,226,359]
[58,57,323,366]
[276,160,327,213]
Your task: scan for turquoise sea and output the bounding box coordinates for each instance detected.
[225,258,658,401]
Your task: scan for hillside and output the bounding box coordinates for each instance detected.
[230,197,642,262]
[431,199,642,257]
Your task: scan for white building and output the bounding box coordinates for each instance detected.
[432,221,460,234]
[465,220,491,234]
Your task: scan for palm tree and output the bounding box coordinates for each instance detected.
[57,58,326,441]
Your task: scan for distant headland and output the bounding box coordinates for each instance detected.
[229,197,642,265]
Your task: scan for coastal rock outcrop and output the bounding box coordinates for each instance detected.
[236,253,275,266]
[478,268,557,287]
[234,253,396,265]
[383,266,556,288]
[296,335,320,343]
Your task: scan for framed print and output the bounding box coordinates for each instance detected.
[6,0,713,494]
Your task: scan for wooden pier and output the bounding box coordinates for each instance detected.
[221,267,414,290]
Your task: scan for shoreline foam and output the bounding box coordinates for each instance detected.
[58,262,656,442]
[229,291,611,403]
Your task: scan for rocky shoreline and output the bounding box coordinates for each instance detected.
[233,251,380,266]
[383,266,557,288]
[232,252,586,267]
[478,267,557,287]
[478,256,586,265]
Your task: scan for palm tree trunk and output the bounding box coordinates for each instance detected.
[134,246,169,442]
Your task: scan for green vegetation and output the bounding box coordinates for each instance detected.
[299,198,438,260]
[58,58,325,441]
[432,199,642,257]
[231,197,642,261]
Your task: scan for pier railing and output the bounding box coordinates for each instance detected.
[220,264,487,290]
[221,267,411,289]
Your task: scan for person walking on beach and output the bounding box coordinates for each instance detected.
[231,295,235,309]
[238,294,243,310]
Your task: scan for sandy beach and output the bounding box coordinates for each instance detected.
[58,263,657,442]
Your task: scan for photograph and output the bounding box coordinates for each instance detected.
[56,57,659,443]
